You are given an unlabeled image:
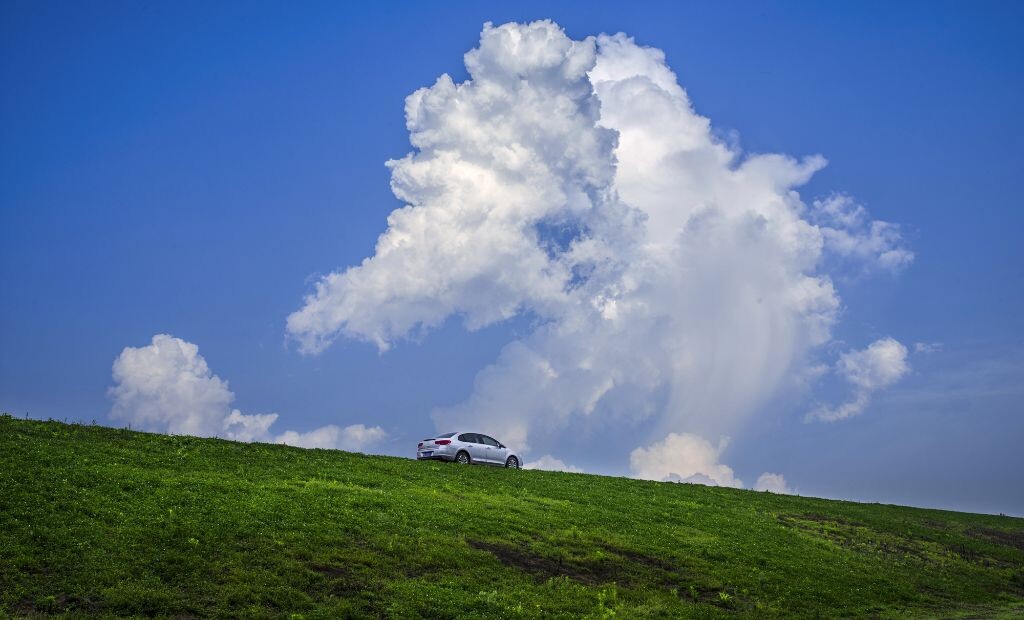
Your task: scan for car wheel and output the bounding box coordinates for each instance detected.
[455,451,471,465]
[505,456,519,469]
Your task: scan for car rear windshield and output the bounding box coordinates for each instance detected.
[436,432,456,438]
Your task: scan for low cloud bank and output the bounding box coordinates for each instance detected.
[754,472,793,494]
[630,433,743,488]
[629,432,794,494]
[523,455,583,472]
[109,334,386,452]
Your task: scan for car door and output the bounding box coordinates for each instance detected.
[464,433,489,463]
[479,434,505,465]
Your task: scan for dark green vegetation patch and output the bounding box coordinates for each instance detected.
[1,415,1022,618]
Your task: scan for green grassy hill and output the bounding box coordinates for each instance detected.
[2,415,1022,618]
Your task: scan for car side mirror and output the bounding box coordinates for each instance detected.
[499,444,505,449]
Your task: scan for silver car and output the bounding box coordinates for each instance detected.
[416,432,521,468]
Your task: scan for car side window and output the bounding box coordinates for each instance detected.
[480,435,500,447]
[457,433,475,443]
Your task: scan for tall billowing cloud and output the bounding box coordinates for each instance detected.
[287,21,911,481]
[110,334,386,451]
[808,337,910,422]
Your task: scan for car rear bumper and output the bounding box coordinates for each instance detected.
[416,453,455,462]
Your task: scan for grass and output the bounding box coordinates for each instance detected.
[1,414,1022,618]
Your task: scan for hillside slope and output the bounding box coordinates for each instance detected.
[1,415,1022,618]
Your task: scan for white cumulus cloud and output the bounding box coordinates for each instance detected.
[838,337,911,389]
[630,433,796,492]
[630,433,743,488]
[287,21,911,470]
[111,334,237,437]
[809,337,910,422]
[110,334,386,452]
[810,195,914,272]
[523,455,582,472]
[754,472,793,494]
[275,424,387,451]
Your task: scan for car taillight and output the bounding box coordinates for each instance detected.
[436,439,451,445]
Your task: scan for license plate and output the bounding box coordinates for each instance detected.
[420,451,432,457]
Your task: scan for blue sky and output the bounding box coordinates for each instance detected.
[2,1,1022,515]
